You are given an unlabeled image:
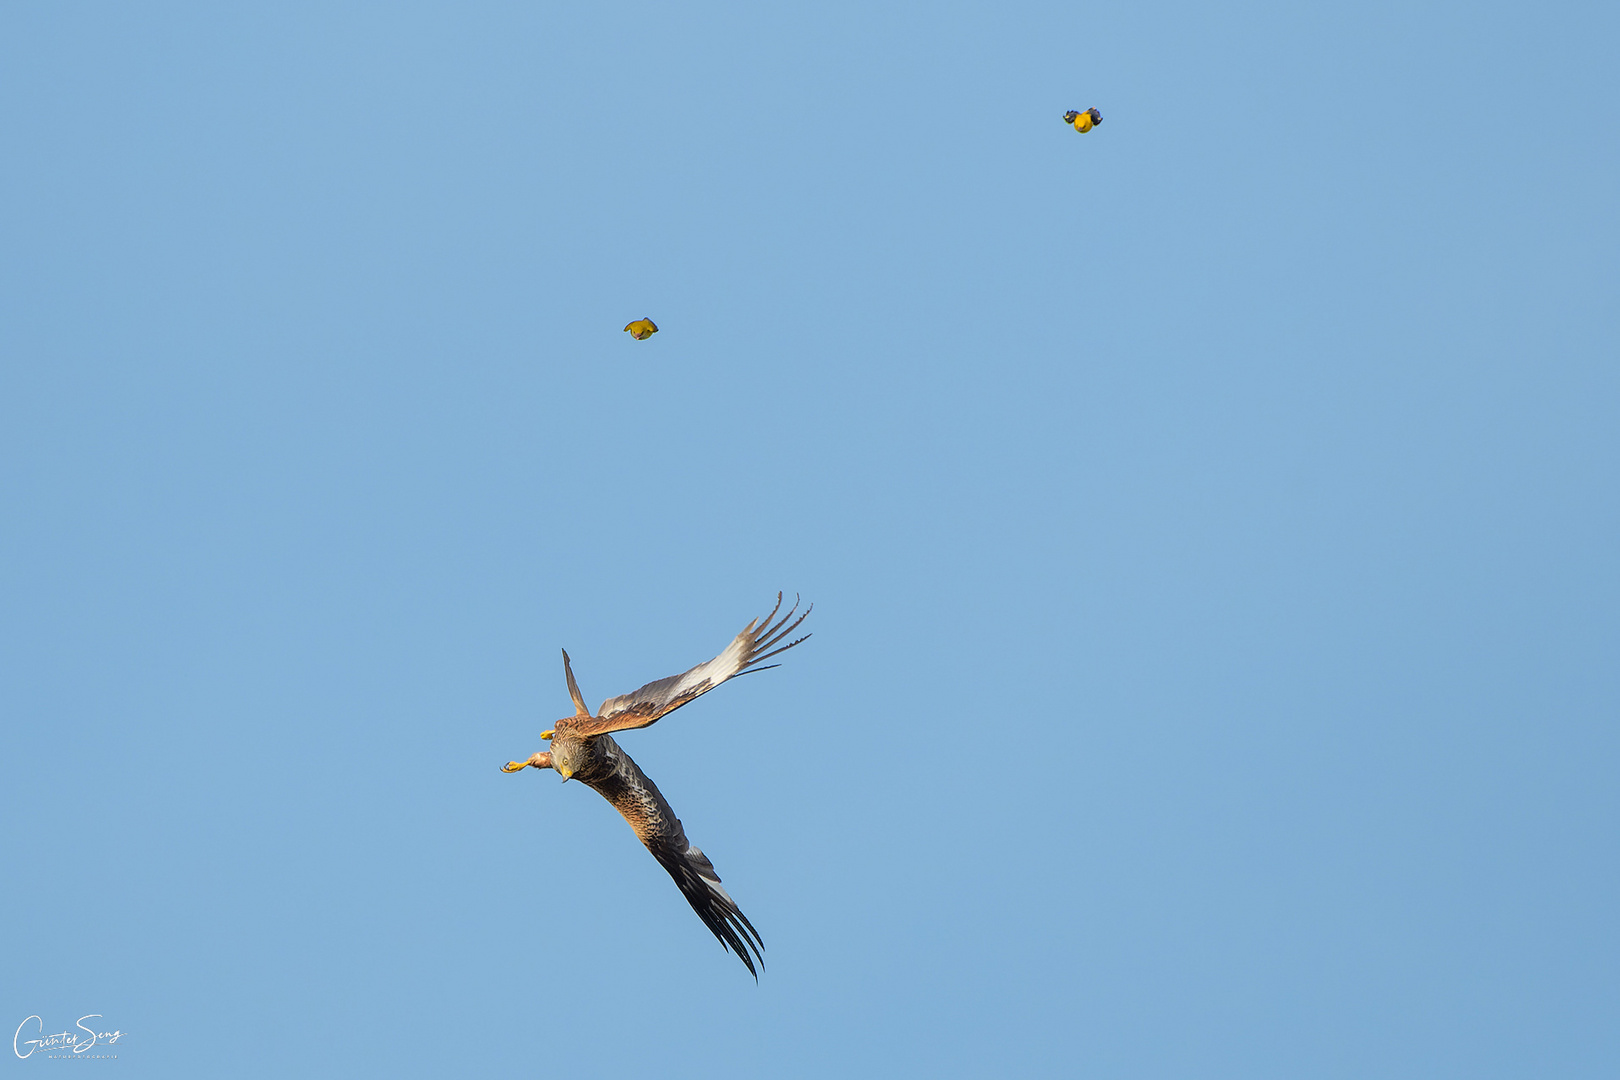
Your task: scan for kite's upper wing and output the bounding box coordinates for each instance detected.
[572,593,810,737]
[585,735,764,977]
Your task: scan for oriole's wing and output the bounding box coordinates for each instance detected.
[584,735,764,977]
[571,593,810,737]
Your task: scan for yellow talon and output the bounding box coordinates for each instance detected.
[540,729,555,740]
[502,761,527,772]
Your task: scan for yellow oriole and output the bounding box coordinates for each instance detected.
[1063,108,1103,134]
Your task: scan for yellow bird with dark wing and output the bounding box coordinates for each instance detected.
[1064,108,1103,133]
[624,318,659,340]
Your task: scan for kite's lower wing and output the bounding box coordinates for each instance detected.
[573,593,810,737]
[585,736,764,977]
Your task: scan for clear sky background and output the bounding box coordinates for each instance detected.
[2,2,1616,1076]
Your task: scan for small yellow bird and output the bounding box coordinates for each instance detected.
[624,318,659,340]
[1063,108,1103,134]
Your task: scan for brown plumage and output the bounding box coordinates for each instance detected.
[502,594,812,977]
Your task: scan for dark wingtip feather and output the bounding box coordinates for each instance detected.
[650,843,765,978]
[746,594,812,669]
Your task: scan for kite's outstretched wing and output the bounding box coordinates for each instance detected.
[586,735,764,976]
[646,834,763,978]
[572,593,810,737]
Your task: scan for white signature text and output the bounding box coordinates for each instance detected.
[14,1015,124,1058]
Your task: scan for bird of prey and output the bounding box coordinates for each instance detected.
[623,317,659,340]
[502,594,812,977]
[1064,108,1103,133]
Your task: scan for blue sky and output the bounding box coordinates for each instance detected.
[2,1,1616,1076]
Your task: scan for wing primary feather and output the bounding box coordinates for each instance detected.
[757,593,791,636]
[727,663,781,679]
[757,592,786,630]
[751,634,812,667]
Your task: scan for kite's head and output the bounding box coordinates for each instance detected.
[548,726,591,781]
[1063,110,1081,124]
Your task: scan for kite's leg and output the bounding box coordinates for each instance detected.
[501,751,554,773]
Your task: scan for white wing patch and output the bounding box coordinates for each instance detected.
[595,624,751,718]
[679,634,749,697]
[689,844,737,904]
